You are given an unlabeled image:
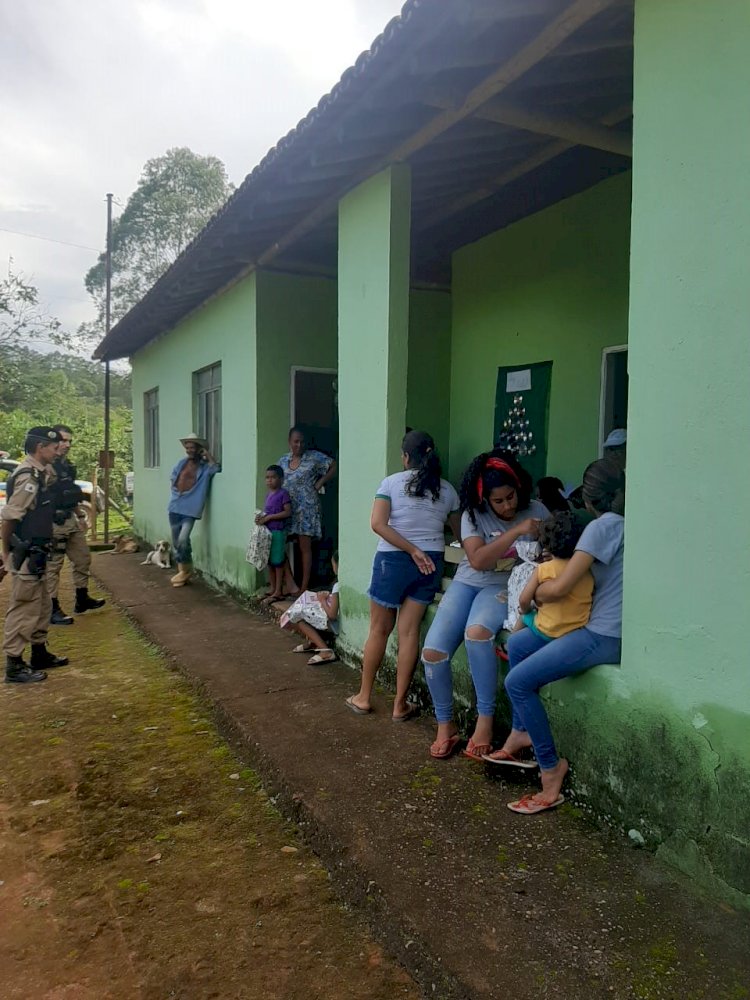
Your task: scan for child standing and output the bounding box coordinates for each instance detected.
[281,553,340,665]
[255,465,292,601]
[512,511,593,641]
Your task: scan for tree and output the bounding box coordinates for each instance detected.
[0,261,67,348]
[80,148,234,343]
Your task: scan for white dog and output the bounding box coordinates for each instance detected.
[141,540,172,569]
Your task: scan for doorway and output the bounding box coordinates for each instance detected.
[290,367,338,583]
[599,346,629,454]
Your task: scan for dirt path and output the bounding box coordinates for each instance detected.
[0,581,419,1000]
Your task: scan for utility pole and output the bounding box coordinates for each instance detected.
[103,192,113,544]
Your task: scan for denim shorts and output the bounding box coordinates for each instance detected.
[367,550,444,609]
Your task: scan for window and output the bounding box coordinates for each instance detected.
[599,346,628,455]
[144,388,160,467]
[193,363,222,460]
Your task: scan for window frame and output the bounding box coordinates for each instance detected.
[143,387,160,468]
[192,362,222,461]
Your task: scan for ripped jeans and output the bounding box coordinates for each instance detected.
[421,581,508,723]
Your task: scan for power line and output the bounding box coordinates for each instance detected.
[0,226,100,253]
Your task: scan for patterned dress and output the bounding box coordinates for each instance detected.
[278,450,333,539]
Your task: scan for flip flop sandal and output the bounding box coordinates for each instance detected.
[392,703,419,723]
[462,739,492,762]
[507,793,565,815]
[308,652,338,666]
[430,734,461,759]
[345,696,372,715]
[482,748,538,769]
[292,643,318,653]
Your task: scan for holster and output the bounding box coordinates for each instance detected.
[10,535,31,572]
[10,535,49,577]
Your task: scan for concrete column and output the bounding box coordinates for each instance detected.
[338,165,411,596]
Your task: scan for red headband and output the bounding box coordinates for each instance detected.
[477,458,520,503]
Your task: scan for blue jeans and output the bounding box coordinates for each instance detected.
[169,513,196,564]
[505,626,622,770]
[421,580,508,723]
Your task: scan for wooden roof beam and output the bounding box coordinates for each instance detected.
[423,92,631,156]
[253,0,620,270]
[419,104,631,231]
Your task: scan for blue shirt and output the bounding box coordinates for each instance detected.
[576,512,624,638]
[168,458,220,519]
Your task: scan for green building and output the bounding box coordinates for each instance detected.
[96,0,750,908]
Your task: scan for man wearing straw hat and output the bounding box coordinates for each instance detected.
[167,433,220,587]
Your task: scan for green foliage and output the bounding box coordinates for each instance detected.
[0,261,68,348]
[81,147,233,343]
[0,344,132,505]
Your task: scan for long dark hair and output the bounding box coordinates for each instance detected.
[459,448,532,526]
[582,458,625,515]
[402,430,442,501]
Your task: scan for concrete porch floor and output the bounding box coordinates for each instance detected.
[92,553,750,1000]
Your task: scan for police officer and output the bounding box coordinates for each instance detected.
[1,427,70,683]
[47,424,106,624]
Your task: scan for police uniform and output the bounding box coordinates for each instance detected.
[1,428,69,683]
[46,454,104,623]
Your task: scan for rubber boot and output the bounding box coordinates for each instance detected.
[171,563,193,587]
[74,588,106,614]
[5,654,47,684]
[50,597,75,625]
[30,643,69,669]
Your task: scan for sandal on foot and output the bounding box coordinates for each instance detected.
[392,703,419,723]
[482,748,538,769]
[430,734,460,759]
[345,696,372,715]
[507,793,564,815]
[292,643,318,653]
[462,739,492,762]
[308,652,338,666]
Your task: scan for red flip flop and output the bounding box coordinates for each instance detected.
[482,748,538,770]
[430,734,460,759]
[461,739,492,762]
[507,793,564,815]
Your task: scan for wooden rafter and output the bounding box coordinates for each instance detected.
[254,0,619,270]
[423,93,631,156]
[418,105,632,231]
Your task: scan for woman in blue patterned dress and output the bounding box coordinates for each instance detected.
[279,427,337,594]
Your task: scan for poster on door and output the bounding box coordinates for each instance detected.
[493,360,552,485]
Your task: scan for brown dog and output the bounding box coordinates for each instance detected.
[112,535,140,554]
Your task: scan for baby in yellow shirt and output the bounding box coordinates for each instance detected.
[514,511,593,641]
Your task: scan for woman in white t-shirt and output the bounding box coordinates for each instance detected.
[346,431,461,721]
[421,451,548,760]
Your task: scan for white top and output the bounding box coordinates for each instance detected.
[455,500,550,589]
[374,471,459,554]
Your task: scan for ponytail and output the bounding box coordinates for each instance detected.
[402,430,442,501]
[582,458,625,516]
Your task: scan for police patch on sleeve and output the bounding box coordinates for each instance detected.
[24,482,37,493]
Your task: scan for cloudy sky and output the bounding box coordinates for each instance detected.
[0,0,404,347]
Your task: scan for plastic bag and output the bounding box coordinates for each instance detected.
[246,513,272,571]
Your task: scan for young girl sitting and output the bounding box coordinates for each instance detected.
[281,553,340,665]
[512,511,593,642]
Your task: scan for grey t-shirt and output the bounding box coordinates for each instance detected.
[454,499,549,589]
[375,472,459,554]
[576,512,624,638]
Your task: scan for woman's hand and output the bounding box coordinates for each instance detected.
[314,479,325,493]
[255,513,266,525]
[518,517,542,538]
[316,591,330,604]
[411,548,436,575]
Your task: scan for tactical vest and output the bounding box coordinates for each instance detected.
[6,466,55,543]
[52,457,84,514]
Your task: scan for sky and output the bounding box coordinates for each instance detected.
[0,0,405,348]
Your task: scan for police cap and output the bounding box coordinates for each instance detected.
[25,427,61,451]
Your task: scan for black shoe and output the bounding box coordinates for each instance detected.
[30,644,69,669]
[74,588,106,614]
[5,655,47,684]
[50,598,75,625]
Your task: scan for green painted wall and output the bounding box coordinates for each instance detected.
[337,165,411,600]
[407,289,452,459]
[617,0,750,903]
[448,172,632,486]
[254,270,338,505]
[131,274,259,591]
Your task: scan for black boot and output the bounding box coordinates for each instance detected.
[5,654,47,684]
[30,643,69,669]
[50,597,74,625]
[74,588,106,614]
